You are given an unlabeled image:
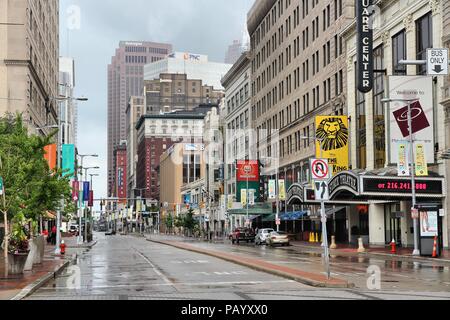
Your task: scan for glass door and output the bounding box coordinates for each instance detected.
[384,203,402,246]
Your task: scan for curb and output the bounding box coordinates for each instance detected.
[10,253,77,300]
[147,238,353,289]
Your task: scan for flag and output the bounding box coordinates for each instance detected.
[62,144,75,178]
[72,181,79,202]
[397,142,410,176]
[415,143,428,176]
[44,144,57,171]
[83,182,90,202]
[279,180,286,201]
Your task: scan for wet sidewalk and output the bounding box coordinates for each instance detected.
[290,241,450,263]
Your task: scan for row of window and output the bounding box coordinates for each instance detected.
[226,84,250,114]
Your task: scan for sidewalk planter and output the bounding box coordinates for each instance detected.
[24,236,45,271]
[8,252,29,275]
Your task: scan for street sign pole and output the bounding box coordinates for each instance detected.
[321,199,330,280]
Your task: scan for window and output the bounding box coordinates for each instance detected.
[355,62,367,169]
[392,30,407,75]
[373,46,385,168]
[416,13,433,75]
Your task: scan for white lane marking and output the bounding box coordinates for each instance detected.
[133,248,172,285]
[37,280,297,290]
[170,260,210,264]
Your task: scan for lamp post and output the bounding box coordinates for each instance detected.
[382,97,421,256]
[49,95,88,254]
[76,154,98,244]
[135,188,147,234]
[83,166,99,242]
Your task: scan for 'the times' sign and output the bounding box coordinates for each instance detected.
[356,0,374,93]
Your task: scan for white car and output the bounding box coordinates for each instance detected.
[255,228,275,245]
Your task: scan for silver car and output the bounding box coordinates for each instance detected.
[255,228,275,245]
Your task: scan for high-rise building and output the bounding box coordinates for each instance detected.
[225,40,244,65]
[0,0,60,135]
[144,52,232,90]
[107,41,173,197]
[143,73,224,115]
[59,57,78,146]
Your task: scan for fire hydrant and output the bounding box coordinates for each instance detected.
[60,240,66,255]
[390,239,397,254]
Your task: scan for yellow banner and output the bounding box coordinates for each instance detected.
[227,195,233,209]
[241,189,247,206]
[279,180,286,201]
[315,116,349,176]
[415,143,428,176]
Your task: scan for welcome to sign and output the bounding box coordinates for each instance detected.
[356,0,374,93]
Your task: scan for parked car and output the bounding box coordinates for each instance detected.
[266,231,290,247]
[69,225,79,236]
[255,228,275,245]
[229,228,256,244]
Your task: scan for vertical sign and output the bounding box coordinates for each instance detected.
[268,180,276,199]
[279,180,286,201]
[397,142,410,176]
[227,195,233,210]
[356,0,374,93]
[248,190,255,205]
[0,177,4,196]
[315,116,349,176]
[241,189,247,206]
[72,181,79,202]
[83,182,90,202]
[415,143,428,176]
[88,190,94,207]
[62,144,75,178]
[44,144,57,171]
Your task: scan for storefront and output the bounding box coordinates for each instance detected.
[287,169,447,249]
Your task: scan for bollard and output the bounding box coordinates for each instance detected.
[330,236,337,249]
[357,237,366,253]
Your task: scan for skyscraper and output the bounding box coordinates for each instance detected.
[107,41,172,197]
[225,40,244,65]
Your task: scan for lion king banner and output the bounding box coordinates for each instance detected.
[315,116,349,176]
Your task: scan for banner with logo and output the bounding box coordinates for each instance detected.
[88,190,94,207]
[227,195,233,210]
[83,182,90,202]
[397,142,410,177]
[248,190,255,205]
[72,181,79,202]
[315,116,349,176]
[62,144,75,178]
[236,160,259,182]
[279,180,286,201]
[389,76,434,164]
[268,180,276,199]
[420,211,438,237]
[415,143,428,176]
[44,144,57,171]
[0,177,4,196]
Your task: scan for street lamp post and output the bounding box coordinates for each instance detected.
[382,97,421,256]
[77,154,98,244]
[135,188,147,234]
[83,166,99,242]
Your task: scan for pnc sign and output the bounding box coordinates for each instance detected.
[356,0,374,93]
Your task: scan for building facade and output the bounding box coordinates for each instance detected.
[343,0,448,249]
[126,96,145,202]
[107,41,172,197]
[59,57,77,145]
[114,143,127,204]
[144,52,232,90]
[135,111,208,202]
[143,73,224,115]
[0,0,59,134]
[225,40,245,65]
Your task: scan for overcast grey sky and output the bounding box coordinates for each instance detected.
[59,0,254,207]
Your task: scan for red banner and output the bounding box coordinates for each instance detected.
[88,190,94,207]
[72,181,79,202]
[44,144,57,170]
[236,160,259,182]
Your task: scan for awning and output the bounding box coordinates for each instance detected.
[280,211,308,221]
[227,203,273,216]
[262,214,276,222]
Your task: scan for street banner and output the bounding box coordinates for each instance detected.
[0,177,3,196]
[279,180,286,201]
[315,116,349,176]
[397,142,410,176]
[83,182,90,202]
[268,180,276,199]
[62,144,75,178]
[79,190,84,208]
[389,76,434,164]
[248,190,255,205]
[72,181,79,202]
[415,143,428,176]
[136,200,142,213]
[236,160,259,182]
[44,144,57,171]
[227,195,233,210]
[88,190,94,207]
[420,211,438,237]
[241,189,247,206]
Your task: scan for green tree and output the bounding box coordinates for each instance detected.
[164,213,173,234]
[183,208,197,237]
[0,114,73,240]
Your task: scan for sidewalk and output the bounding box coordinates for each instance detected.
[0,236,96,300]
[290,241,450,264]
[146,235,352,288]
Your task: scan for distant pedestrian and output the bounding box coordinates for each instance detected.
[51,225,57,245]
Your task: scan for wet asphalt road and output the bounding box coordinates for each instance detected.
[26,233,450,300]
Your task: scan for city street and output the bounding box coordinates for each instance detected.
[25,233,450,300]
